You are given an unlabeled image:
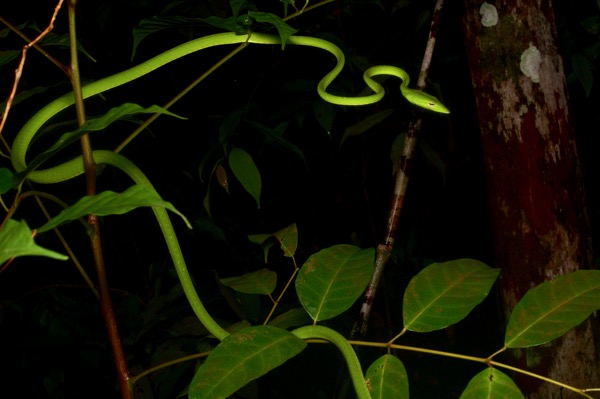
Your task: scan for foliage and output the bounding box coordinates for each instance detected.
[1,0,600,398]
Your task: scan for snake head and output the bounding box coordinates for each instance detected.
[406,89,450,114]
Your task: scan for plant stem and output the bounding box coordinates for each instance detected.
[67,1,132,397]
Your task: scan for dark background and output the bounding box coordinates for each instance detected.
[1,0,599,397]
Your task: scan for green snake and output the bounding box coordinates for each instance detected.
[11,31,449,398]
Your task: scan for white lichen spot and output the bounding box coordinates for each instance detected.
[520,45,542,83]
[480,2,498,27]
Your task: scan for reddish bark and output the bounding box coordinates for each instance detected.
[461,0,600,397]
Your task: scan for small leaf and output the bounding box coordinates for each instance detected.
[246,11,298,48]
[505,270,600,348]
[571,52,594,97]
[38,185,191,233]
[273,223,298,257]
[248,233,276,263]
[0,49,20,68]
[365,354,409,399]
[188,326,306,399]
[0,168,13,194]
[459,368,524,399]
[249,121,305,164]
[295,244,374,322]
[248,234,273,246]
[268,308,312,330]
[131,16,208,60]
[0,219,68,264]
[228,147,261,208]
[216,164,229,193]
[38,32,96,62]
[403,259,499,332]
[220,268,277,295]
[219,108,244,148]
[340,109,395,147]
[313,99,336,136]
[0,83,63,116]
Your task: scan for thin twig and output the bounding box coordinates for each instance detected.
[0,0,66,151]
[350,0,446,339]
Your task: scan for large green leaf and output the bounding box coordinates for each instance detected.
[295,244,374,322]
[403,259,499,332]
[220,268,277,295]
[505,270,600,348]
[188,326,306,399]
[365,354,409,399]
[228,147,261,208]
[37,185,191,233]
[459,368,524,399]
[0,219,68,264]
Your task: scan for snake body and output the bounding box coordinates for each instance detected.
[11,32,449,399]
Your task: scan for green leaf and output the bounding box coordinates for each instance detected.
[228,147,261,208]
[340,109,395,147]
[365,354,409,399]
[0,168,13,194]
[220,268,277,295]
[313,99,337,136]
[38,32,96,62]
[295,244,374,322]
[268,308,313,330]
[571,52,594,97]
[249,121,306,165]
[0,49,20,68]
[273,223,298,257]
[248,233,275,262]
[246,11,298,48]
[504,270,600,348]
[230,0,246,17]
[13,103,185,186]
[203,15,247,34]
[37,185,191,233]
[459,368,524,399]
[0,83,63,116]
[0,219,68,264]
[188,326,306,399]
[131,16,208,60]
[403,259,500,332]
[219,108,244,149]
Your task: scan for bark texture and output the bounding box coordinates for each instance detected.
[461,1,600,397]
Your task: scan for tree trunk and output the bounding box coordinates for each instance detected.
[461,1,600,397]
